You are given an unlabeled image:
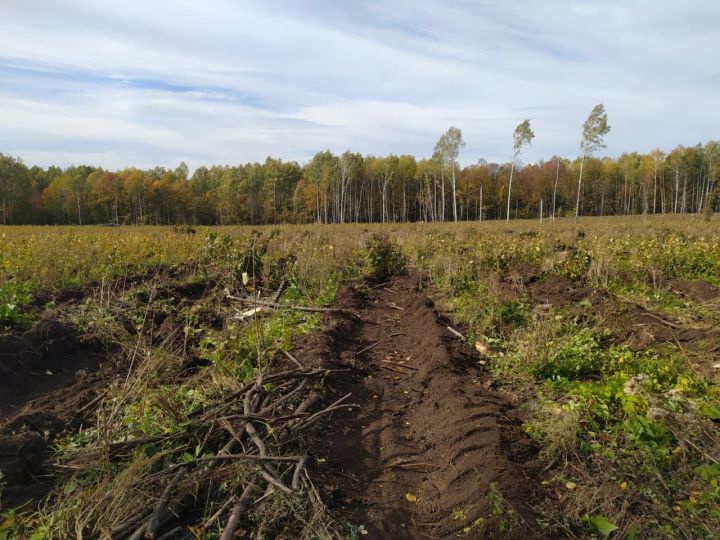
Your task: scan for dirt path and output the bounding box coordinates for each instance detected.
[296,275,544,539]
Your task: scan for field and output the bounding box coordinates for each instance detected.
[1,216,719,539]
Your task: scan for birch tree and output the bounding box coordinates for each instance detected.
[575,104,610,222]
[649,149,665,213]
[506,119,535,221]
[435,127,465,222]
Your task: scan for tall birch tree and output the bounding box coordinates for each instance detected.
[506,119,535,221]
[575,104,610,222]
[435,127,465,222]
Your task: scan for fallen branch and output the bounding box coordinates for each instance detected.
[292,456,308,491]
[260,470,293,495]
[228,294,339,313]
[219,484,256,540]
[145,468,187,539]
[282,349,304,369]
[380,363,409,374]
[168,453,305,470]
[447,325,465,340]
[381,358,418,370]
[155,527,183,540]
[203,495,237,530]
[294,394,356,430]
[355,340,383,356]
[111,510,151,538]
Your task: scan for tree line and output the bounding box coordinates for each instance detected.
[1,114,718,226]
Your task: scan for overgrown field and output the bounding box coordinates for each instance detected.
[1,215,719,539]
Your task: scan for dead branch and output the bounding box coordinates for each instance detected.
[203,495,237,530]
[446,325,465,340]
[356,340,383,356]
[292,456,308,491]
[144,468,187,538]
[168,453,305,469]
[260,470,293,494]
[282,349,304,369]
[219,484,256,540]
[381,358,418,370]
[228,294,340,313]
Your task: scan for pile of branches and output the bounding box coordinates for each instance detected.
[27,270,353,538]
[110,365,355,539]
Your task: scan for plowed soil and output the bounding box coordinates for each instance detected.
[294,275,544,539]
[0,318,110,509]
[1,274,545,537]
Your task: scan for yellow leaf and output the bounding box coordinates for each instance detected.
[620,481,627,490]
[475,341,489,354]
[405,492,418,503]
[565,482,577,491]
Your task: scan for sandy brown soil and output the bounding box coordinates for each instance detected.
[294,275,544,539]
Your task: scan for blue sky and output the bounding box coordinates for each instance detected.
[1,0,718,170]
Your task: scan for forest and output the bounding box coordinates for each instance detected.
[1,139,719,226]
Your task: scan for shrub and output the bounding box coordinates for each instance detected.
[499,299,530,327]
[533,327,604,380]
[366,233,407,280]
[555,249,592,280]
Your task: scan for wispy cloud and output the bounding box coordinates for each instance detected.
[0,0,718,169]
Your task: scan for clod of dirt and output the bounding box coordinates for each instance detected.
[22,317,79,361]
[294,275,544,539]
[0,432,51,510]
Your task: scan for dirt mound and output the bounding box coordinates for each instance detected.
[527,275,595,306]
[502,265,595,308]
[666,278,720,303]
[606,306,718,352]
[501,266,718,356]
[0,316,109,509]
[0,317,104,419]
[294,276,543,539]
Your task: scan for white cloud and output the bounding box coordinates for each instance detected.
[0,0,718,169]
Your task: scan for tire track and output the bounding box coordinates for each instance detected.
[296,274,546,539]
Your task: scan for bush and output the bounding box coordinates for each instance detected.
[533,327,604,380]
[498,300,530,327]
[555,249,592,280]
[366,234,407,280]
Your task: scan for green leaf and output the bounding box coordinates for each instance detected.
[699,403,720,420]
[587,515,618,537]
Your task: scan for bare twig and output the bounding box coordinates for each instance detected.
[203,495,237,530]
[155,526,183,540]
[168,453,305,469]
[228,295,339,313]
[292,456,308,491]
[447,325,465,340]
[282,349,304,369]
[356,341,383,356]
[381,359,418,370]
[260,470,293,494]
